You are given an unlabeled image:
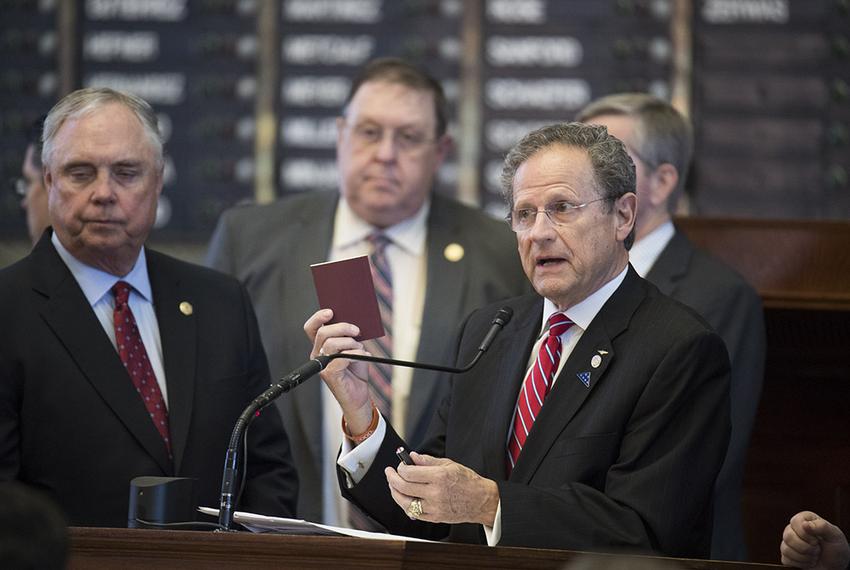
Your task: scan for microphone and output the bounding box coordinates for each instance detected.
[216,357,330,531]
[278,306,514,394]
[217,306,512,531]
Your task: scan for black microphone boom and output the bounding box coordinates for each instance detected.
[332,305,513,375]
[217,306,512,531]
[216,356,330,531]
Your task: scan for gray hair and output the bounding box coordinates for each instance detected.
[500,122,636,249]
[576,92,692,211]
[42,87,163,169]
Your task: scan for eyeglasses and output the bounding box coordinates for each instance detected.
[343,120,436,154]
[10,177,27,198]
[506,198,610,232]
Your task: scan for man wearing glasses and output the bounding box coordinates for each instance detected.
[13,117,50,247]
[206,57,528,526]
[306,122,731,557]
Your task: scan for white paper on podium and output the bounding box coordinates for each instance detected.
[198,507,434,542]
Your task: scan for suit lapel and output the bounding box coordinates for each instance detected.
[644,230,691,296]
[481,296,542,479]
[33,236,173,473]
[407,196,469,438]
[509,268,646,482]
[147,251,196,473]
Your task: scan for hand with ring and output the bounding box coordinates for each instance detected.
[406,498,423,520]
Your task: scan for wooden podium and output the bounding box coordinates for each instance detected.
[68,527,783,569]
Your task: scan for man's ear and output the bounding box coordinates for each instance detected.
[434,133,454,165]
[43,165,52,191]
[648,163,679,208]
[615,191,637,242]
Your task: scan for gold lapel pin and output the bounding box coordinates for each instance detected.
[444,243,464,262]
[179,301,193,316]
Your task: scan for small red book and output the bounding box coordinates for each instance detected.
[310,255,384,341]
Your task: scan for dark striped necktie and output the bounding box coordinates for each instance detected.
[363,232,394,419]
[348,232,394,530]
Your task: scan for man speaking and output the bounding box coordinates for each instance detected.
[305,122,731,557]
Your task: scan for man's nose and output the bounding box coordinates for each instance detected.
[374,130,399,162]
[90,172,117,202]
[527,209,556,239]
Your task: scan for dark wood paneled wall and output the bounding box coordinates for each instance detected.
[678,217,850,563]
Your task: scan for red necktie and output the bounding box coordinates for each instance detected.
[112,281,171,457]
[506,312,574,474]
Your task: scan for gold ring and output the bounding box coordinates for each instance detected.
[406,498,423,520]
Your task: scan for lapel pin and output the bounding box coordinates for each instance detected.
[597,350,608,355]
[577,371,591,388]
[443,243,464,262]
[591,354,602,368]
[179,301,193,316]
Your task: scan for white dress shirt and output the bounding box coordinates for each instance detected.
[628,220,675,278]
[321,196,429,526]
[51,232,168,406]
[338,265,629,544]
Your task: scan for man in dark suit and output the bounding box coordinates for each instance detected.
[577,93,765,561]
[305,122,731,557]
[206,58,528,525]
[0,87,297,527]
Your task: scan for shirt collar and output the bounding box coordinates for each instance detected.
[333,196,430,256]
[541,265,629,334]
[51,231,153,307]
[629,220,675,277]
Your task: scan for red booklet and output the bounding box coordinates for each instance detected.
[310,255,385,341]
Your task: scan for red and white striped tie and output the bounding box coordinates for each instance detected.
[506,312,573,474]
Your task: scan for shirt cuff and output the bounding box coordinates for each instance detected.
[482,499,502,546]
[337,412,388,488]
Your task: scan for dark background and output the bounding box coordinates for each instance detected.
[3,0,847,255]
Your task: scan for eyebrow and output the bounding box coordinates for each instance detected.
[353,115,431,132]
[60,161,95,172]
[60,160,145,171]
[112,160,145,169]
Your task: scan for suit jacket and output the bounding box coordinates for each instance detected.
[0,232,298,527]
[342,267,731,558]
[646,229,765,560]
[206,191,530,522]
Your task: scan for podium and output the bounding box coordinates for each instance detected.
[68,527,783,569]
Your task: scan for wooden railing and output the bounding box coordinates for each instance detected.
[68,527,784,569]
